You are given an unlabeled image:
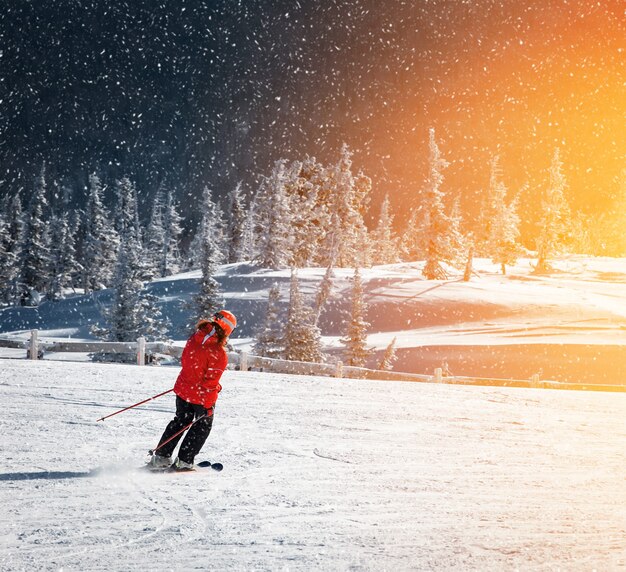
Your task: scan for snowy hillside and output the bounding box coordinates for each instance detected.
[1,359,624,571]
[2,256,626,384]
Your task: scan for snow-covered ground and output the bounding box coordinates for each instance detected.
[1,359,624,571]
[3,255,626,383]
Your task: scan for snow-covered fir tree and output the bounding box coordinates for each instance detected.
[5,193,24,251]
[0,193,23,304]
[238,193,258,262]
[0,216,18,305]
[185,220,203,271]
[137,289,171,342]
[486,156,521,275]
[314,264,335,324]
[19,164,53,299]
[422,128,457,280]
[449,197,465,259]
[144,188,167,275]
[114,176,142,245]
[160,190,183,277]
[82,173,119,293]
[226,182,247,264]
[285,157,330,268]
[324,144,371,268]
[190,187,224,327]
[340,267,372,367]
[94,213,169,342]
[535,148,570,273]
[283,269,323,363]
[400,208,422,262]
[252,283,284,358]
[378,337,398,371]
[48,210,81,300]
[114,176,152,280]
[95,174,161,339]
[254,160,293,269]
[475,164,499,256]
[371,194,399,265]
[96,234,145,342]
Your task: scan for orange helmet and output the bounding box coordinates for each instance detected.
[213,310,237,336]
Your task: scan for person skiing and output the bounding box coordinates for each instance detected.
[147,310,237,472]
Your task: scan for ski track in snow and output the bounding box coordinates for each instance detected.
[0,359,625,571]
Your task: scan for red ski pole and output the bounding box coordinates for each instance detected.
[97,388,174,422]
[149,413,207,455]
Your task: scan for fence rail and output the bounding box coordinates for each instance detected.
[0,330,624,393]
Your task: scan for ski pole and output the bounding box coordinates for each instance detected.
[149,413,207,455]
[97,388,174,422]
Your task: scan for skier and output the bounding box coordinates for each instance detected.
[147,310,237,471]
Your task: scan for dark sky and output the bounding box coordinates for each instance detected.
[0,0,623,233]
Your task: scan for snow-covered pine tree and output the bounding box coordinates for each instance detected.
[354,211,372,268]
[190,187,224,328]
[252,283,284,358]
[314,264,335,324]
[68,207,86,287]
[0,216,17,305]
[535,148,570,274]
[284,158,330,268]
[422,128,456,280]
[340,267,372,367]
[48,210,81,301]
[94,212,169,342]
[378,337,398,371]
[371,194,399,265]
[324,144,371,268]
[144,187,167,275]
[95,175,153,339]
[82,173,119,292]
[19,164,53,300]
[283,269,323,363]
[99,179,139,337]
[5,193,24,251]
[400,208,422,262]
[96,232,144,342]
[0,193,23,304]
[239,195,257,262]
[254,160,293,269]
[449,197,466,257]
[115,176,152,280]
[161,190,183,277]
[137,289,171,342]
[475,164,499,257]
[226,182,246,264]
[114,176,142,245]
[486,156,521,275]
[185,220,203,271]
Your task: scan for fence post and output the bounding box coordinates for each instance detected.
[29,329,39,360]
[240,351,248,371]
[137,337,146,366]
[530,373,540,388]
[434,367,443,383]
[335,361,343,378]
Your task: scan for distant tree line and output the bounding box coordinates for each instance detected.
[1,129,623,344]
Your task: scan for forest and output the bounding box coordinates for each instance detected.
[1,126,624,365]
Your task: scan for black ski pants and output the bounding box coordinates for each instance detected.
[156,396,214,464]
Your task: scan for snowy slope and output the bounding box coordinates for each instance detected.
[2,256,626,383]
[1,359,625,571]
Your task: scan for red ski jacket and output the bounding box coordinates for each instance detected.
[173,328,228,409]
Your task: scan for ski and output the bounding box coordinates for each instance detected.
[197,460,223,472]
[142,460,223,473]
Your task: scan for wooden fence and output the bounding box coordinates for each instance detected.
[0,330,624,393]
